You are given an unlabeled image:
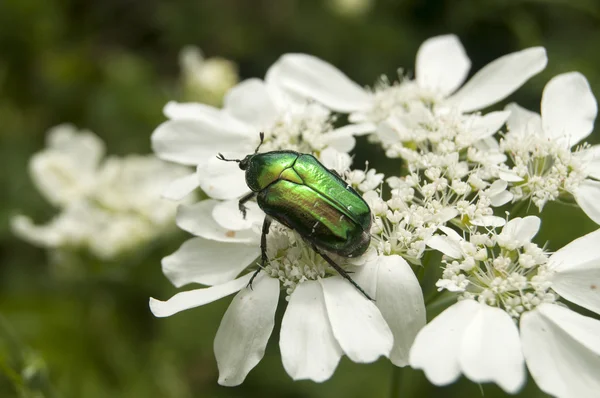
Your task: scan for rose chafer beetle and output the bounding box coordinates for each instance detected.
[218,133,373,300]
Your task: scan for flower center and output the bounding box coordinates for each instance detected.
[363,79,441,124]
[259,103,335,154]
[437,230,557,318]
[501,133,589,210]
[262,225,333,300]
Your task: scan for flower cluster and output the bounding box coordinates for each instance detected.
[148,36,600,397]
[12,124,191,260]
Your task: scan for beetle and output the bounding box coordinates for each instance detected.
[217,133,373,300]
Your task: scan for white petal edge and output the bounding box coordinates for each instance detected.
[223,78,279,129]
[459,304,525,394]
[162,172,199,200]
[212,199,264,231]
[375,255,426,366]
[521,304,600,398]
[469,111,511,141]
[505,102,542,135]
[196,157,251,200]
[214,275,280,386]
[164,101,222,120]
[280,280,343,382]
[448,47,547,113]
[409,300,480,386]
[320,277,393,363]
[149,273,252,317]
[270,53,373,113]
[548,228,600,315]
[427,235,463,259]
[416,34,471,96]
[162,237,259,287]
[151,118,253,166]
[176,200,259,243]
[573,179,600,225]
[541,72,598,146]
[500,216,541,243]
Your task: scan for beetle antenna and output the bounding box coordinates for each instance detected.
[254,132,265,154]
[216,153,240,163]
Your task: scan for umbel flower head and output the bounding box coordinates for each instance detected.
[267,34,546,128]
[150,119,426,385]
[12,124,191,260]
[411,217,600,397]
[500,72,600,222]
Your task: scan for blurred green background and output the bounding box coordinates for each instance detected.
[1,0,599,397]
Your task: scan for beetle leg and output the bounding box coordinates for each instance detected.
[238,191,257,220]
[311,245,374,301]
[248,216,272,290]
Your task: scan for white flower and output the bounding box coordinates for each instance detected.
[502,72,599,220]
[152,74,364,202]
[12,124,190,259]
[268,35,546,120]
[150,178,426,384]
[413,219,600,396]
[179,46,239,106]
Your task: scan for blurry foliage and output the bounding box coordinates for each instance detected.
[0,0,599,397]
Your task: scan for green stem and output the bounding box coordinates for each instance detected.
[389,364,402,398]
[509,199,529,218]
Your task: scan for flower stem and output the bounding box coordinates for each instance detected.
[389,364,404,398]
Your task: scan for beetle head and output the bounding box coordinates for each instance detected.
[216,132,264,170]
[238,155,253,170]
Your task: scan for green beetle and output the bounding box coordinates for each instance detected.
[218,133,373,300]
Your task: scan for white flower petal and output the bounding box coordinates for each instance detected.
[320,277,393,363]
[438,225,463,241]
[500,216,540,243]
[151,117,253,166]
[163,101,222,120]
[271,53,373,113]
[162,172,199,200]
[459,305,525,394]
[416,34,471,96]
[162,237,259,287]
[214,275,280,386]
[469,111,510,141]
[471,215,506,227]
[223,78,279,128]
[448,47,547,112]
[505,102,542,134]
[197,157,250,200]
[212,199,263,231]
[578,144,600,180]
[427,235,463,259]
[409,300,480,385]
[149,273,252,317]
[537,304,600,355]
[176,200,258,243]
[521,304,600,398]
[351,254,380,298]
[549,228,600,315]
[541,72,598,146]
[490,190,513,207]
[318,147,352,174]
[280,280,343,382]
[574,179,600,225]
[322,125,360,153]
[10,214,62,247]
[375,255,426,366]
[498,169,524,182]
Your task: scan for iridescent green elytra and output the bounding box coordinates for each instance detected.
[217,133,373,300]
